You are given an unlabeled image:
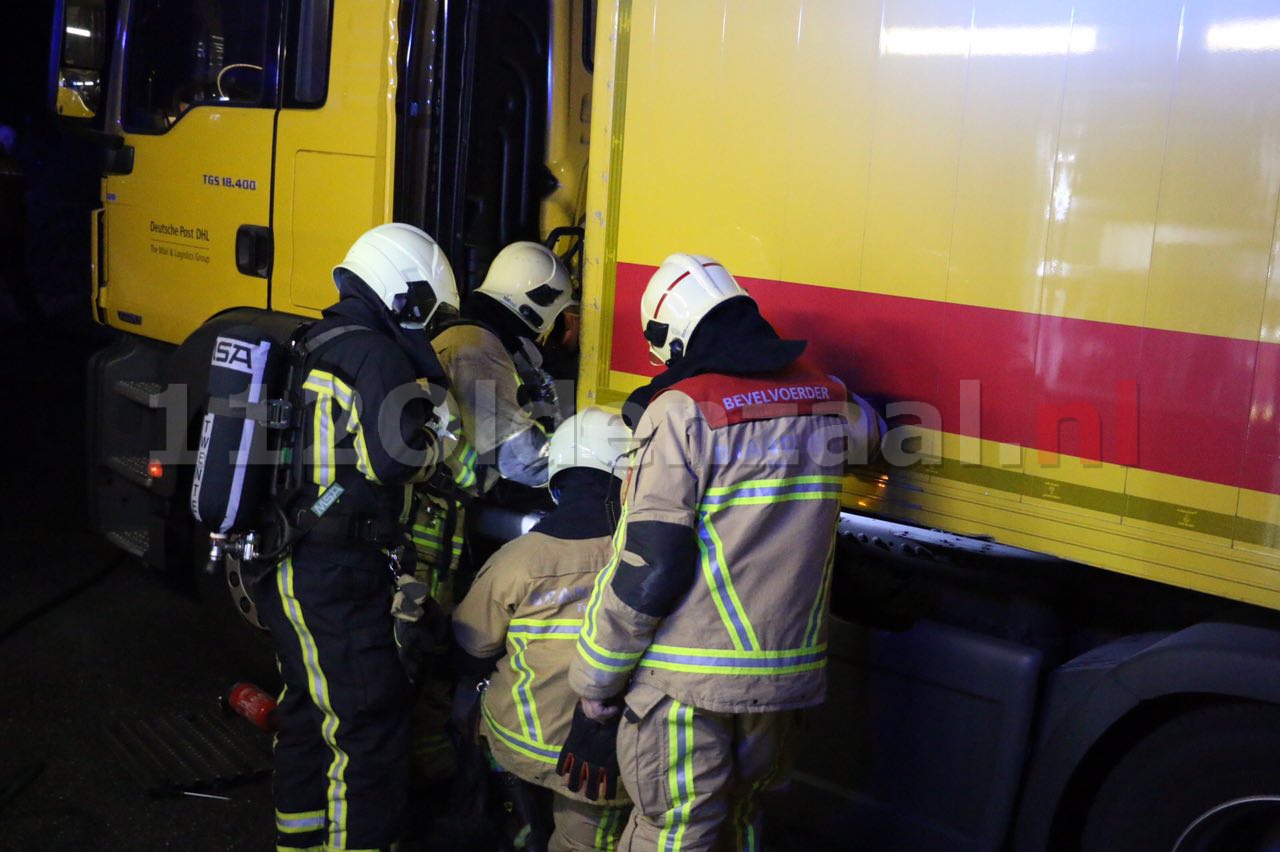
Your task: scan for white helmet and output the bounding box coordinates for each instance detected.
[640,253,749,364]
[476,241,574,336]
[334,223,459,329]
[546,407,633,500]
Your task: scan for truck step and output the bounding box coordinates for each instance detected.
[112,379,165,408]
[104,528,150,559]
[105,454,154,490]
[104,707,272,796]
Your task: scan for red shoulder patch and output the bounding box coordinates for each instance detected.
[656,361,847,429]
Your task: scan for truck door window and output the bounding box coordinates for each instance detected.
[122,0,279,133]
[286,0,332,106]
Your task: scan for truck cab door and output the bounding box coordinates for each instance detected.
[101,0,282,344]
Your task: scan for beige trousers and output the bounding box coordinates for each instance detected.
[615,684,797,851]
[549,794,630,851]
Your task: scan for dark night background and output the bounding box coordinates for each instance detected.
[1,6,277,849]
[1,3,102,326]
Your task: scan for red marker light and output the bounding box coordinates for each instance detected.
[148,459,164,479]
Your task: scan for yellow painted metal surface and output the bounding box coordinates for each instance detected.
[273,0,400,315]
[578,0,632,411]
[581,0,1280,609]
[590,0,1280,339]
[861,0,969,304]
[89,207,102,318]
[103,108,273,342]
[1145,1,1280,342]
[55,75,96,119]
[542,0,596,240]
[1039,0,1181,328]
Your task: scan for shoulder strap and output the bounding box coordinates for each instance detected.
[297,323,375,364]
[206,324,375,426]
[258,323,383,561]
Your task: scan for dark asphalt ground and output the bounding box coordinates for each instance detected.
[0,321,277,851]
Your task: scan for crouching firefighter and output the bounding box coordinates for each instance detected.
[452,408,634,851]
[209,223,454,851]
[404,242,578,787]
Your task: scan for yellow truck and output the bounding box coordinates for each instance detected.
[52,0,1280,848]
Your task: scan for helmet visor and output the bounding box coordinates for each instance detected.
[643,319,669,349]
[394,280,439,327]
[518,303,545,330]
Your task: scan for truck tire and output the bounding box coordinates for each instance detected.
[1081,703,1280,852]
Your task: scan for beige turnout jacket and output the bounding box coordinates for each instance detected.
[432,322,535,489]
[454,531,629,805]
[569,362,855,714]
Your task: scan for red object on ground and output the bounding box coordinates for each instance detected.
[225,682,279,731]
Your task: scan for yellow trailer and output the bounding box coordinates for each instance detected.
[50,1,1280,848]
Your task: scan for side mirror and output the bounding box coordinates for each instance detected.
[49,0,108,120]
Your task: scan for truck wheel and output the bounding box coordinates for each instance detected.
[1081,703,1280,852]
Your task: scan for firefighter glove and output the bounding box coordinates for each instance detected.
[557,700,621,801]
[391,574,446,685]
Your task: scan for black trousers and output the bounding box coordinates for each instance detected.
[255,546,409,851]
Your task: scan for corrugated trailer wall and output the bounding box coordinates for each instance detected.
[580,0,1280,608]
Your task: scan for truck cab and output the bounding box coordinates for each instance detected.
[53,0,592,567]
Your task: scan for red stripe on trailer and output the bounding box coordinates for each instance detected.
[610,262,1279,495]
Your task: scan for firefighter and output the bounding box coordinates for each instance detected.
[431,240,576,492]
[453,407,635,851]
[567,254,876,850]
[404,242,576,788]
[251,223,455,852]
[402,240,572,788]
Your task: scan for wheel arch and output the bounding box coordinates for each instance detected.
[1013,622,1280,852]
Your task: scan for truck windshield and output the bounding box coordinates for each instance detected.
[122,0,277,133]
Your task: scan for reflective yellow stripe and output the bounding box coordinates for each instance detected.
[694,476,840,651]
[803,536,837,648]
[480,697,561,765]
[702,475,842,513]
[508,638,543,741]
[595,806,624,851]
[309,393,334,487]
[509,618,582,641]
[275,809,325,834]
[639,642,826,676]
[276,558,349,849]
[702,474,844,496]
[305,371,380,484]
[453,444,478,489]
[579,506,640,673]
[697,514,759,651]
[658,702,695,852]
[639,658,825,676]
[578,630,645,672]
[706,491,842,511]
